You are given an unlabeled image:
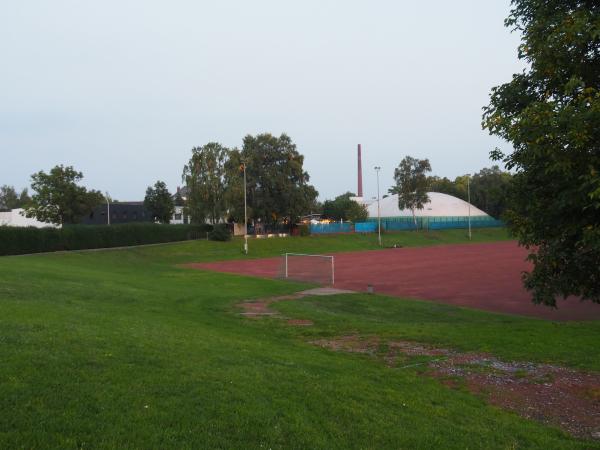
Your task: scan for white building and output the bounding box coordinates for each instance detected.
[170,205,187,224]
[0,208,60,228]
[367,192,489,218]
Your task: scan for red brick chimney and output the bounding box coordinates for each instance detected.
[357,144,363,197]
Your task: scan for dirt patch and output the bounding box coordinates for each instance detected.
[311,336,600,440]
[311,335,381,354]
[287,319,314,326]
[237,294,303,319]
[236,288,356,325]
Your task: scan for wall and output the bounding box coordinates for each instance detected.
[0,209,60,228]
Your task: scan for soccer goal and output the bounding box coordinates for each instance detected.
[280,253,335,286]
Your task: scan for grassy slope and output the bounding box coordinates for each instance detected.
[1,229,598,449]
[126,227,513,264]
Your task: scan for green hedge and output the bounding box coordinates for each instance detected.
[0,223,213,256]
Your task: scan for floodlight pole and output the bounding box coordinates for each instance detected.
[467,175,472,240]
[375,166,382,246]
[106,191,110,226]
[243,163,248,254]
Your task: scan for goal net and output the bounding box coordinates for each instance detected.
[280,253,335,286]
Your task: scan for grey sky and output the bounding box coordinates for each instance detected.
[1,1,523,201]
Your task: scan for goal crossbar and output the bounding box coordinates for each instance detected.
[283,253,335,286]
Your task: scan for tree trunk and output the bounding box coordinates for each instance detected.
[412,208,417,231]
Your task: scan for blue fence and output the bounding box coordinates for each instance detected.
[426,217,504,230]
[365,216,504,232]
[354,222,377,233]
[311,217,504,234]
[310,223,353,234]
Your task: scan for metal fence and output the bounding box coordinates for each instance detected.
[310,223,353,234]
[361,216,504,232]
[354,222,377,233]
[311,217,504,234]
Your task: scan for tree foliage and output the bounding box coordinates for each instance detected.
[144,181,174,224]
[25,165,104,225]
[225,133,318,225]
[322,192,367,222]
[0,185,30,210]
[392,156,431,226]
[483,0,600,305]
[182,143,229,224]
[427,166,513,219]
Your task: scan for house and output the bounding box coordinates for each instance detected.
[81,202,153,225]
[170,187,190,225]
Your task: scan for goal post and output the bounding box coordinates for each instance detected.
[281,253,335,286]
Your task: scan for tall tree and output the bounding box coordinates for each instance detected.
[223,149,248,224]
[182,143,229,224]
[483,0,600,305]
[144,181,174,224]
[25,165,104,225]
[225,133,318,226]
[393,156,432,227]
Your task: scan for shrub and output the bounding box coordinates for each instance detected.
[298,224,311,237]
[0,223,212,256]
[208,224,232,241]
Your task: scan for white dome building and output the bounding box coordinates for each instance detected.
[367,192,489,218]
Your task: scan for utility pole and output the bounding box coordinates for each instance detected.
[467,175,472,240]
[106,192,110,225]
[375,166,382,246]
[243,163,248,254]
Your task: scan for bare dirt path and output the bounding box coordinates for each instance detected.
[236,290,600,441]
[236,287,355,326]
[311,335,600,441]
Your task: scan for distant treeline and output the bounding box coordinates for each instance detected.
[425,166,512,219]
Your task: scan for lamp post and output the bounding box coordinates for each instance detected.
[374,166,382,246]
[467,175,472,240]
[243,163,248,255]
[106,192,110,226]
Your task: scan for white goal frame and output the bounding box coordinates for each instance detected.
[284,253,335,285]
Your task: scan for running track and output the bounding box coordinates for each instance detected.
[188,241,600,321]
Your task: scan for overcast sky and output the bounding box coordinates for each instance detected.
[0,1,523,201]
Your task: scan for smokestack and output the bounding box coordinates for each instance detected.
[357,144,363,197]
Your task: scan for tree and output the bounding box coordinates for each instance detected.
[426,166,513,219]
[482,1,600,305]
[426,176,462,199]
[346,200,369,223]
[322,192,367,222]
[0,185,30,210]
[25,165,103,225]
[144,181,174,224]
[225,133,318,226]
[223,149,248,224]
[469,166,513,219]
[182,143,229,224]
[393,156,432,227]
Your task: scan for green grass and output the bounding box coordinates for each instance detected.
[273,294,600,371]
[1,229,598,449]
[112,226,512,264]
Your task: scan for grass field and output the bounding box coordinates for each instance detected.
[1,229,599,449]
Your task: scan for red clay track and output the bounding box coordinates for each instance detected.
[188,241,600,321]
